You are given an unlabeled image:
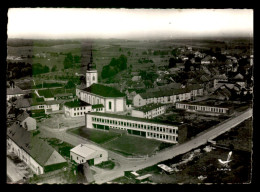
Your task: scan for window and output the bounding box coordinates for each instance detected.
[93,76,95,81]
[74,113,76,116]
[109,101,112,110]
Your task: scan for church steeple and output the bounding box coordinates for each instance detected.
[87,48,96,71]
[86,46,98,88]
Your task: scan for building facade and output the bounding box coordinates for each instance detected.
[133,85,203,107]
[131,103,166,119]
[64,100,92,117]
[85,112,180,144]
[176,100,233,115]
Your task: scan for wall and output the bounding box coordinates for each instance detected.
[131,110,145,118]
[64,105,92,117]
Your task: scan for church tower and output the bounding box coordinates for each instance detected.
[86,48,98,88]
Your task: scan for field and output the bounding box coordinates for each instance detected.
[68,126,168,157]
[68,127,121,144]
[215,117,253,152]
[103,135,162,156]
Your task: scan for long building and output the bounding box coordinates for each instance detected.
[176,99,234,115]
[7,123,67,175]
[85,112,187,144]
[133,84,203,107]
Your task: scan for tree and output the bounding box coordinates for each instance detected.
[63,53,74,69]
[169,58,177,68]
[184,60,192,72]
[65,80,75,89]
[51,65,57,72]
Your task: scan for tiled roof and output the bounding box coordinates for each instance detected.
[133,103,165,113]
[7,123,66,167]
[7,86,25,95]
[17,111,30,122]
[81,83,126,98]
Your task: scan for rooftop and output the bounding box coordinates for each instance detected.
[70,143,106,159]
[17,111,30,122]
[7,123,66,167]
[89,112,181,127]
[92,104,104,109]
[133,103,165,113]
[81,83,126,98]
[7,86,25,95]
[64,100,91,108]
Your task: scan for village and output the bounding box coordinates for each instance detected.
[6,37,253,184]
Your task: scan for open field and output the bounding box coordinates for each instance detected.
[103,135,162,157]
[68,127,121,144]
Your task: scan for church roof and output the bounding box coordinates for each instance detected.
[82,83,126,98]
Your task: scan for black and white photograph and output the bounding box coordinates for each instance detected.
[6,8,253,184]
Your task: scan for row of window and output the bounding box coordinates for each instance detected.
[91,116,177,134]
[73,106,88,111]
[177,104,227,113]
[147,132,177,141]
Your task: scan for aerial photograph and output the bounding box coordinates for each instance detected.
[6,8,253,184]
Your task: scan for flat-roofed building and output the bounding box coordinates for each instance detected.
[85,112,183,144]
[70,143,108,165]
[176,99,234,115]
[132,103,166,119]
[64,100,92,117]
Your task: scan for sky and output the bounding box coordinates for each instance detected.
[7,8,253,40]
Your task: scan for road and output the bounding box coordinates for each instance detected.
[38,108,252,184]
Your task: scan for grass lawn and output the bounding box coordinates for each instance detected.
[215,118,252,152]
[68,127,121,144]
[104,135,162,156]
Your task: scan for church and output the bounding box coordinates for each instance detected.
[76,50,126,113]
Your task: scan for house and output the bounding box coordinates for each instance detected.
[64,100,92,117]
[131,103,166,119]
[132,76,142,82]
[210,85,233,101]
[17,111,36,131]
[7,86,25,101]
[86,112,182,144]
[70,143,108,165]
[201,56,212,64]
[212,74,228,89]
[7,123,67,175]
